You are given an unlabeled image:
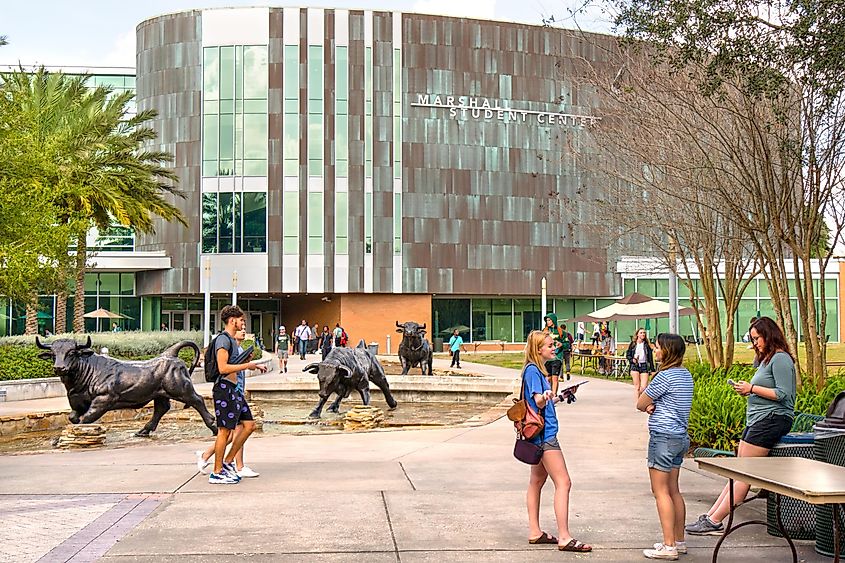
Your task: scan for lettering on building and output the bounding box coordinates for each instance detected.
[411,94,600,127]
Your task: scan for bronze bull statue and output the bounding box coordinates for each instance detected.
[36,336,217,437]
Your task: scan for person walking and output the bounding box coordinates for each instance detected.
[522,330,592,553]
[448,329,464,368]
[685,316,796,536]
[333,323,343,347]
[558,323,574,382]
[626,328,656,402]
[294,320,311,360]
[319,325,333,360]
[637,333,694,560]
[542,314,563,393]
[207,305,267,484]
[196,327,261,479]
[275,326,290,373]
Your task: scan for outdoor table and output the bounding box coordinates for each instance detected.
[572,352,598,373]
[602,355,629,378]
[696,456,845,563]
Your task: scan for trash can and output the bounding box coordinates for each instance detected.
[815,392,845,558]
[433,337,444,352]
[766,435,816,539]
[367,342,379,356]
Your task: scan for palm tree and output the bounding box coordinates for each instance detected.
[1,68,187,332]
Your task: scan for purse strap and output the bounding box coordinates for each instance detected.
[519,363,546,419]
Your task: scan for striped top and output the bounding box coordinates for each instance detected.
[644,367,694,435]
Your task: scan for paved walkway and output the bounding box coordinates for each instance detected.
[0,355,833,561]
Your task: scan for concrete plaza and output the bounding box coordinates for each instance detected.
[0,356,832,562]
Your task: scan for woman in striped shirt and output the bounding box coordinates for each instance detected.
[637,333,694,560]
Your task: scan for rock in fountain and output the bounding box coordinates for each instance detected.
[343,405,385,431]
[56,424,106,449]
[248,401,264,431]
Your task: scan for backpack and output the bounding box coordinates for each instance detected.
[340,329,348,346]
[204,332,233,382]
[560,331,572,353]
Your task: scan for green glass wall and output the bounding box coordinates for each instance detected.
[201,192,267,253]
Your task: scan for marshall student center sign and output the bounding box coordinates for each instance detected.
[412,94,601,127]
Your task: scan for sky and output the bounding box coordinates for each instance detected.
[0,0,614,69]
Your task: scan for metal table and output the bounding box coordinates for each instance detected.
[696,456,845,563]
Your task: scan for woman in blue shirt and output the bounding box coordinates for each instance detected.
[523,330,592,553]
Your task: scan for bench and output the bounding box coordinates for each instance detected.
[693,412,824,458]
[470,340,506,353]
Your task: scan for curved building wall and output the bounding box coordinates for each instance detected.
[135,7,622,299]
[135,11,203,295]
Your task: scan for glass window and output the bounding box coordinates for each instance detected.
[308,114,323,161]
[514,298,540,341]
[826,299,839,342]
[243,46,268,98]
[243,160,267,176]
[623,278,636,294]
[202,193,217,252]
[220,46,235,100]
[825,279,838,297]
[203,47,219,100]
[335,192,348,255]
[242,192,266,252]
[433,299,470,340]
[243,114,267,160]
[84,273,98,295]
[219,113,234,162]
[283,191,299,254]
[472,299,492,341]
[218,192,234,253]
[308,192,323,254]
[284,46,298,97]
[364,192,373,254]
[203,115,219,162]
[120,273,135,296]
[393,193,401,254]
[235,45,244,101]
[98,273,120,296]
[233,193,242,252]
[491,298,513,342]
[655,279,669,298]
[335,47,348,96]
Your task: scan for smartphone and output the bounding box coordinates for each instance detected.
[727,378,736,386]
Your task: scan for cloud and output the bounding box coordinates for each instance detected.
[412,0,497,19]
[102,28,136,68]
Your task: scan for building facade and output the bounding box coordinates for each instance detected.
[2,7,842,350]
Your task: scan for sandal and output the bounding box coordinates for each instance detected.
[528,531,559,545]
[558,538,592,552]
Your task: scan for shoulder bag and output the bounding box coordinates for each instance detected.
[508,365,546,465]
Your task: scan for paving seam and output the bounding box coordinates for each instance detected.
[397,461,416,491]
[380,491,401,562]
[36,495,164,563]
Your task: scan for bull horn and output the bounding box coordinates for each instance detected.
[338,365,352,379]
[35,336,51,350]
[396,321,402,327]
[303,363,320,374]
[420,323,426,330]
[77,335,92,350]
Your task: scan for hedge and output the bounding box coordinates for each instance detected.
[0,331,206,381]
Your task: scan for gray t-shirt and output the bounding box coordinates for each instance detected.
[747,351,796,427]
[214,332,237,382]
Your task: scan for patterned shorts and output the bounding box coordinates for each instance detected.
[212,378,253,430]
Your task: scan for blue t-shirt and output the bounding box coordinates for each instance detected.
[523,363,559,444]
[644,367,694,435]
[449,335,463,352]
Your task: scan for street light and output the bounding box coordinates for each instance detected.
[203,257,212,348]
[541,276,547,326]
[232,270,238,306]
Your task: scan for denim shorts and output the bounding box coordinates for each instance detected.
[631,362,651,373]
[541,437,561,451]
[647,431,689,472]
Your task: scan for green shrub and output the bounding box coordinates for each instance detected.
[0,345,54,380]
[0,331,205,381]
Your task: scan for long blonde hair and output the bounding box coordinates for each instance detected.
[524,330,549,376]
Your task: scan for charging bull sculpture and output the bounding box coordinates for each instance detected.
[396,321,433,375]
[36,336,217,437]
[304,339,398,418]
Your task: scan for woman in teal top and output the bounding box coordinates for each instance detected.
[686,317,796,536]
[522,330,591,553]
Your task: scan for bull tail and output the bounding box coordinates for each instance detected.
[162,340,202,377]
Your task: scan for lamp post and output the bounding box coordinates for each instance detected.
[232,270,238,306]
[541,276,547,326]
[669,239,679,334]
[203,257,211,348]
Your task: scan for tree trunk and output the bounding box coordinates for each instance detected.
[25,295,39,336]
[55,291,67,335]
[73,235,87,333]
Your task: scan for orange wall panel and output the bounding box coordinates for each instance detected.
[340,294,432,352]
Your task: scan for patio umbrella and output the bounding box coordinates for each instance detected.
[441,325,470,335]
[568,292,696,322]
[83,308,128,319]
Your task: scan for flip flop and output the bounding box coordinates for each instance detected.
[559,538,592,552]
[528,531,559,545]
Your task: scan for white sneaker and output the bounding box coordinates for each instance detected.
[675,541,687,554]
[644,543,679,560]
[195,450,211,474]
[237,466,260,478]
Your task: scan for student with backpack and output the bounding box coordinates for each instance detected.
[542,313,563,394]
[205,305,267,485]
[558,323,575,381]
